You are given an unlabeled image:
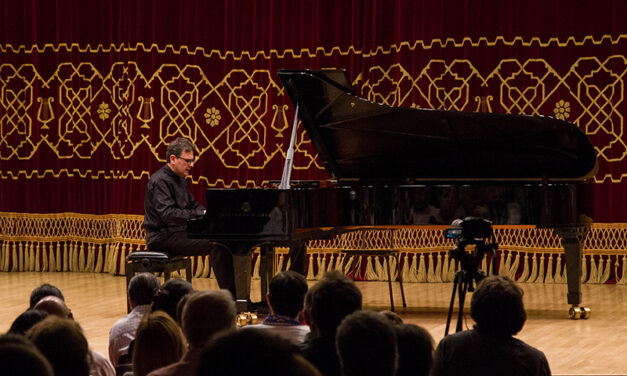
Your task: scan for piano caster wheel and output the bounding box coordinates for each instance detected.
[569,306,591,320]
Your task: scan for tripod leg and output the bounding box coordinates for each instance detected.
[456,280,468,333]
[445,272,461,336]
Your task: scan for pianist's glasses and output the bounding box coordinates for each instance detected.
[177,156,195,164]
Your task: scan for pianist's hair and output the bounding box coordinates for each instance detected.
[268,271,308,318]
[166,137,196,159]
[470,275,526,338]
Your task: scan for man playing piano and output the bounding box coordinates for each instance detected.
[143,137,236,297]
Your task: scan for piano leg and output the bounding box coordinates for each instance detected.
[259,245,275,297]
[287,240,307,276]
[556,227,591,319]
[232,254,253,312]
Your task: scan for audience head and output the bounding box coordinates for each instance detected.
[0,334,54,376]
[29,283,64,309]
[470,275,526,338]
[176,293,191,325]
[182,289,236,349]
[132,311,186,376]
[267,271,308,318]
[152,278,193,320]
[128,272,161,307]
[9,309,49,335]
[33,295,72,319]
[197,329,321,376]
[379,310,403,325]
[26,316,90,376]
[336,310,398,376]
[305,270,362,336]
[394,324,434,376]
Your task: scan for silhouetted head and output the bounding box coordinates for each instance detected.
[268,271,308,318]
[29,283,64,309]
[304,270,362,337]
[132,311,186,376]
[27,316,90,376]
[470,275,526,338]
[336,310,398,376]
[33,296,71,319]
[8,309,49,335]
[198,329,320,376]
[151,278,193,320]
[182,290,236,349]
[0,333,54,376]
[128,272,161,307]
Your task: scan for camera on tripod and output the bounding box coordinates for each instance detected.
[445,217,498,283]
[444,217,499,335]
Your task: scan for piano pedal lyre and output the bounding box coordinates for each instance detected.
[568,305,591,320]
[236,312,259,327]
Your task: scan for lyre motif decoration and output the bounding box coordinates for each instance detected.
[37,97,55,129]
[474,95,493,112]
[137,97,154,129]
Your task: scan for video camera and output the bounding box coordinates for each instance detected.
[445,217,494,241]
[445,217,498,282]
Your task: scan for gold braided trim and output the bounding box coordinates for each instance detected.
[2,212,627,283]
[2,212,627,253]
[2,35,626,60]
[0,212,146,244]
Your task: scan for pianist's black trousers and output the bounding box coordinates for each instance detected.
[146,231,236,298]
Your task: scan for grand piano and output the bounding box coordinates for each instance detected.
[188,69,598,316]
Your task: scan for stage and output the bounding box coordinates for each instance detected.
[1,272,623,375]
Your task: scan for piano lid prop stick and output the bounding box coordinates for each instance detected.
[279,104,299,190]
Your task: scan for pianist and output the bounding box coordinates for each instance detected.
[143,137,236,297]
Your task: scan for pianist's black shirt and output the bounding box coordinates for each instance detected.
[143,164,205,245]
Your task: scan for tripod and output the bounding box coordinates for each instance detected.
[444,268,484,335]
[444,243,497,336]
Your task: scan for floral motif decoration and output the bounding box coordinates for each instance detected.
[97,102,111,120]
[553,99,570,120]
[204,107,221,127]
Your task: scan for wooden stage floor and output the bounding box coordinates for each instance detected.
[1,272,624,375]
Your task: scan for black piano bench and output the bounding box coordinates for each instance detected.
[342,249,407,312]
[125,251,192,312]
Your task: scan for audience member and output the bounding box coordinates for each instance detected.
[148,289,236,376]
[0,333,54,376]
[27,316,91,376]
[395,324,434,376]
[336,310,397,376]
[29,283,65,309]
[197,329,321,376]
[243,270,310,344]
[32,294,115,376]
[299,270,362,376]
[379,310,403,325]
[430,275,551,376]
[33,295,73,319]
[109,272,161,366]
[8,308,49,335]
[175,293,191,325]
[151,278,193,321]
[130,311,186,376]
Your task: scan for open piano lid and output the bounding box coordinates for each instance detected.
[278,69,598,182]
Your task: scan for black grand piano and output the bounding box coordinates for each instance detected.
[188,69,597,316]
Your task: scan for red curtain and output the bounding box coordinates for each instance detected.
[1,0,626,222]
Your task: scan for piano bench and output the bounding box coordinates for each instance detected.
[341,249,407,312]
[125,251,192,313]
